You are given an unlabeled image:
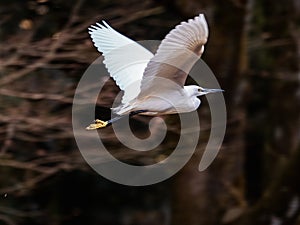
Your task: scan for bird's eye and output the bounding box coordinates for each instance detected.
[198,88,202,92]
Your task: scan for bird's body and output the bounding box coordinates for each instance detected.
[113,85,201,116]
[86,14,223,130]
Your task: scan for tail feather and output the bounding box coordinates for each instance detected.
[111,103,133,115]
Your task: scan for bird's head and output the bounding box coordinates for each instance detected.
[185,85,224,97]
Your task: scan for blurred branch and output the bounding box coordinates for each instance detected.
[0,152,85,195]
[0,214,15,225]
[112,6,164,26]
[0,123,15,155]
[0,88,74,103]
[0,206,41,218]
[0,0,87,87]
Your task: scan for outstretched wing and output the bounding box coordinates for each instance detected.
[138,14,208,98]
[88,21,154,104]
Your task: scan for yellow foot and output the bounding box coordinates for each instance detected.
[86,119,109,130]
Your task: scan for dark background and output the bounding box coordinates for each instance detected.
[0,0,300,224]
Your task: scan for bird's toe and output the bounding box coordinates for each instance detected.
[86,119,108,130]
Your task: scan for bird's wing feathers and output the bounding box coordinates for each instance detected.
[88,21,153,104]
[138,14,208,98]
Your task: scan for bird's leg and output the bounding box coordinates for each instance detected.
[86,110,148,130]
[129,110,148,116]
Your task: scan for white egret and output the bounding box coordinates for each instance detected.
[86,14,223,130]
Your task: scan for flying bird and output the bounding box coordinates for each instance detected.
[86,14,223,130]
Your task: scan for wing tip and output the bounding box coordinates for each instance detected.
[101,20,111,28]
[177,13,207,29]
[88,20,112,33]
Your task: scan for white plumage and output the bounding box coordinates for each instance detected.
[89,21,153,104]
[86,14,223,129]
